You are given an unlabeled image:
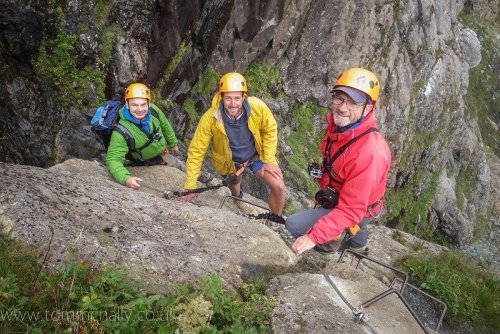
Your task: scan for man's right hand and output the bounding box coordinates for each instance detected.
[125,176,143,189]
[291,234,316,255]
[177,191,196,202]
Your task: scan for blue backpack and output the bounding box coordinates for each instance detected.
[90,100,159,153]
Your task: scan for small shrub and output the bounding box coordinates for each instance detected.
[402,251,499,331]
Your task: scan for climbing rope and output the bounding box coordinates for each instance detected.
[163,174,238,199]
[247,212,287,224]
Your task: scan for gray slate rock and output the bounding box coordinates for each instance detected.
[0,160,295,294]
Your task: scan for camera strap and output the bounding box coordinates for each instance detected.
[323,127,379,182]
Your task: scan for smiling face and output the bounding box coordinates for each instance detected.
[126,97,149,120]
[331,91,372,128]
[222,91,244,118]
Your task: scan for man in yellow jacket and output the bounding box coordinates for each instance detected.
[180,72,285,215]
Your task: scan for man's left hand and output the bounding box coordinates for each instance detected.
[259,163,283,180]
[291,235,316,255]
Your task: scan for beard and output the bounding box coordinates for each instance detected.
[333,112,354,128]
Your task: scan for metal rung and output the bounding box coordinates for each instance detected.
[390,278,447,333]
[338,249,447,333]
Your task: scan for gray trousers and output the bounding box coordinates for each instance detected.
[285,207,372,248]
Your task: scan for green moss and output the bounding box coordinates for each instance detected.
[97,232,111,247]
[383,170,445,243]
[429,4,435,16]
[100,25,122,66]
[459,13,500,156]
[154,40,192,97]
[393,3,402,21]
[435,45,445,60]
[93,0,115,30]
[192,66,220,100]
[283,197,301,216]
[398,128,438,171]
[412,79,427,99]
[77,22,89,34]
[284,101,327,197]
[245,60,281,98]
[455,165,477,210]
[33,0,119,109]
[392,230,408,246]
[182,98,198,128]
[34,24,105,108]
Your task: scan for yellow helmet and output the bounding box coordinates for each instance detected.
[333,68,380,103]
[125,83,151,101]
[218,72,248,93]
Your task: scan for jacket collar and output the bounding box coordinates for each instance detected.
[122,106,151,133]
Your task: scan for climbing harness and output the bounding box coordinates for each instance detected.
[322,127,378,185]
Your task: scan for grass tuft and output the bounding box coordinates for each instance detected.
[402,251,499,331]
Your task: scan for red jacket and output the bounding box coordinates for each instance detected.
[308,111,391,244]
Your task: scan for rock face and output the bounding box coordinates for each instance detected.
[269,268,429,334]
[1,159,452,332]
[0,160,295,293]
[0,0,498,254]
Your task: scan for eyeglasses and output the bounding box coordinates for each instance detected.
[331,95,365,111]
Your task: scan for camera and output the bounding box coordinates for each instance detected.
[315,187,339,209]
[151,131,163,141]
[308,162,323,178]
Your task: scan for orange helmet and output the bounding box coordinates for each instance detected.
[333,68,380,104]
[218,72,248,93]
[125,83,151,101]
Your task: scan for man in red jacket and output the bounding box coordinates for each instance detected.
[286,68,391,255]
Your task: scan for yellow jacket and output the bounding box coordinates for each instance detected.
[184,94,278,189]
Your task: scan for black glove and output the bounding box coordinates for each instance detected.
[222,174,238,186]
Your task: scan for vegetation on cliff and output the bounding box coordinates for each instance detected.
[0,233,275,333]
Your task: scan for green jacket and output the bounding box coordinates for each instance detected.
[106,103,178,185]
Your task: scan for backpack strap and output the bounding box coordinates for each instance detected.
[323,127,379,181]
[113,124,146,161]
[149,103,161,120]
[113,124,136,151]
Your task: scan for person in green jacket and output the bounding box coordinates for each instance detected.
[106,83,211,189]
